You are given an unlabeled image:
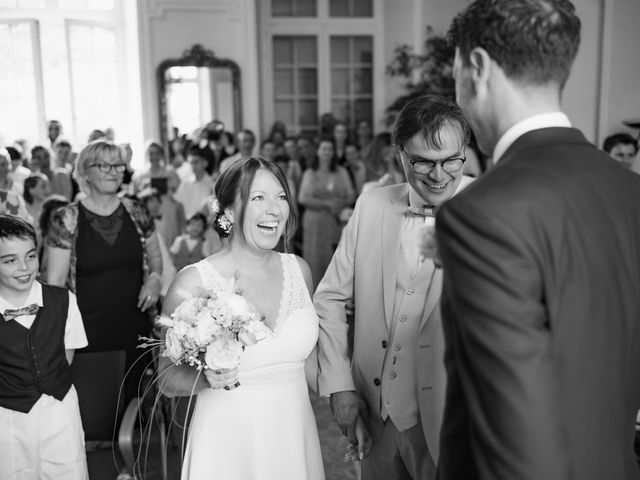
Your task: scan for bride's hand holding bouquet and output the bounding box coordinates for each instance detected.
[142,276,270,390]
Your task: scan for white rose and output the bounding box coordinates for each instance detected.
[204,335,243,370]
[220,293,253,317]
[163,329,184,362]
[190,312,223,346]
[173,298,204,325]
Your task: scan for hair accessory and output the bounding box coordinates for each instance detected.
[208,195,233,237]
[208,196,220,215]
[216,214,233,236]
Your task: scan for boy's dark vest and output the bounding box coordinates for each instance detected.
[173,236,205,271]
[0,284,72,413]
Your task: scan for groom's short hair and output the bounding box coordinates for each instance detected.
[448,0,581,90]
[392,94,470,151]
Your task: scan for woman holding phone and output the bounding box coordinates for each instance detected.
[132,140,185,245]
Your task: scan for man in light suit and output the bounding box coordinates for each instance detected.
[314,95,474,480]
[436,1,640,479]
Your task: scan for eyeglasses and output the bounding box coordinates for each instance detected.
[402,151,466,175]
[88,162,126,174]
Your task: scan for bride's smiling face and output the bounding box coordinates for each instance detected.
[233,169,290,251]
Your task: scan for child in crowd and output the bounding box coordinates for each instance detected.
[0,214,88,479]
[137,187,176,296]
[169,212,209,271]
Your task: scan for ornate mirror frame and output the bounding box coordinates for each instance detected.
[157,44,242,146]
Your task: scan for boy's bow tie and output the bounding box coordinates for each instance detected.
[3,304,40,321]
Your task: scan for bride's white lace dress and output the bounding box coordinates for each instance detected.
[181,253,325,480]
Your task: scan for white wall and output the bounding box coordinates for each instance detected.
[137,0,260,145]
[563,0,604,143]
[136,0,640,148]
[382,0,417,129]
[599,0,640,143]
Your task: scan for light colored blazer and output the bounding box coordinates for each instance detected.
[314,178,473,462]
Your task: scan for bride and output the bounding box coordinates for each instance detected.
[158,157,325,480]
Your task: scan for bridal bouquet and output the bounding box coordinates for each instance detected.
[141,277,270,389]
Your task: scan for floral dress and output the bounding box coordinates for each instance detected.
[299,166,354,288]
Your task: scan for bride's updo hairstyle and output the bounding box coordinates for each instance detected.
[213,156,298,251]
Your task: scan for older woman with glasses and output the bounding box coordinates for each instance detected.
[45,139,163,401]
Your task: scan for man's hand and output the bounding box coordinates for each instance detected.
[344,414,373,462]
[345,301,355,317]
[330,390,368,442]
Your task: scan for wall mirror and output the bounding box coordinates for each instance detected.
[157,44,242,145]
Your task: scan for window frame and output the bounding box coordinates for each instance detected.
[64,17,124,142]
[259,0,384,137]
[0,0,135,149]
[0,18,46,142]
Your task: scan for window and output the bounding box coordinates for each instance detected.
[272,0,317,17]
[330,36,373,131]
[260,0,381,138]
[0,20,44,148]
[329,0,372,18]
[273,36,318,137]
[0,1,139,151]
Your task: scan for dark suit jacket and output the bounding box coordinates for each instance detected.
[435,127,640,480]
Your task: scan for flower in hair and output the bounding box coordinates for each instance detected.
[208,196,220,215]
[217,214,233,235]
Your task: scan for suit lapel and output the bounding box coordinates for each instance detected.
[381,187,409,329]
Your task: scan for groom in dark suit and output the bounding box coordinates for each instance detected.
[436,1,640,480]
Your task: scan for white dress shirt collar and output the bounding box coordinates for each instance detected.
[0,281,43,312]
[493,112,572,164]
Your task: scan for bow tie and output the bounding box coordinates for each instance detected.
[3,304,40,321]
[407,206,436,217]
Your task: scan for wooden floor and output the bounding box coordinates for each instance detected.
[132,389,357,479]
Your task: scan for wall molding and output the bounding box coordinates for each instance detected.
[142,0,241,22]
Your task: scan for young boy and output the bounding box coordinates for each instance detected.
[173,146,215,219]
[0,214,88,479]
[169,212,210,271]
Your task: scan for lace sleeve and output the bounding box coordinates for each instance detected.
[45,204,78,249]
[284,254,313,314]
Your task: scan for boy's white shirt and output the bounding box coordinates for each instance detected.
[0,281,88,350]
[169,235,201,255]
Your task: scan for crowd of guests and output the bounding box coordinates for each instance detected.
[1,24,639,475]
[0,114,636,358]
[2,118,637,294]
